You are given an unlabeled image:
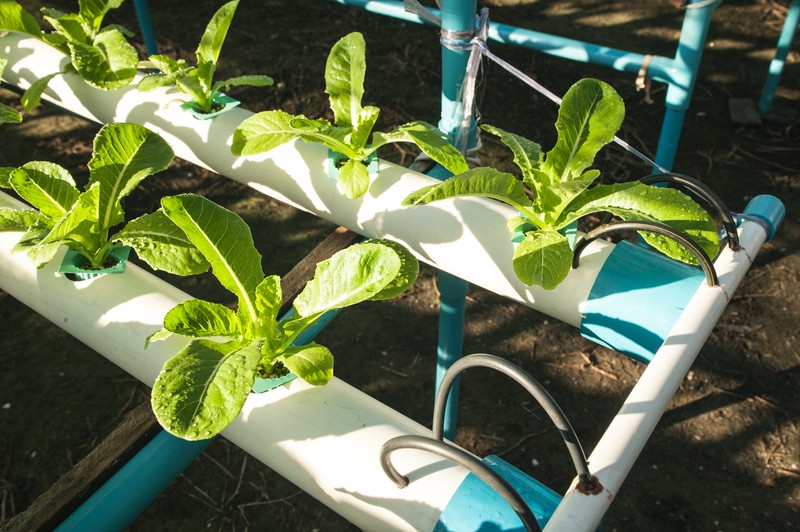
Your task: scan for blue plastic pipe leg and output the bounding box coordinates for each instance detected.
[56,431,211,531]
[436,270,470,440]
[434,0,478,442]
[758,0,800,114]
[132,0,159,56]
[654,1,720,170]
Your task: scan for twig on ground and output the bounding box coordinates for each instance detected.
[225,456,248,508]
[381,365,409,378]
[496,428,550,457]
[199,451,236,480]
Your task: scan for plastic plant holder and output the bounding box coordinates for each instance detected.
[251,373,297,394]
[510,219,577,247]
[326,148,379,180]
[180,92,240,120]
[58,245,131,281]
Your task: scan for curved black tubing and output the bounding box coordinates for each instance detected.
[432,354,595,489]
[640,172,739,251]
[572,220,719,286]
[380,435,542,532]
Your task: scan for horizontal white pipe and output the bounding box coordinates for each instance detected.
[544,219,769,532]
[0,190,469,531]
[0,32,612,328]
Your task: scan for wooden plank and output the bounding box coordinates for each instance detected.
[3,401,160,532]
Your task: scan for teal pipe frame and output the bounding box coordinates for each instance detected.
[434,0,478,441]
[654,0,721,170]
[331,0,721,170]
[758,0,800,114]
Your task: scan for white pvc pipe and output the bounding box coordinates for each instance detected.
[0,32,612,328]
[544,219,770,532]
[0,190,469,531]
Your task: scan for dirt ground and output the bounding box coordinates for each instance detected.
[1,0,798,530]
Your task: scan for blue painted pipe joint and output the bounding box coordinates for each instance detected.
[580,240,706,364]
[743,195,785,241]
[581,194,786,363]
[435,455,561,531]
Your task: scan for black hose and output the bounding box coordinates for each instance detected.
[432,354,595,488]
[380,435,542,532]
[572,220,719,286]
[640,172,739,251]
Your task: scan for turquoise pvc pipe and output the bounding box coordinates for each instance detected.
[654,1,720,170]
[56,432,211,531]
[758,0,800,114]
[132,0,158,56]
[434,0,477,442]
[330,0,719,171]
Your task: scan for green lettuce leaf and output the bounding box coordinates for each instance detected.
[68,28,138,90]
[161,194,264,325]
[88,122,174,230]
[231,110,309,155]
[151,338,262,440]
[325,31,366,129]
[20,72,60,112]
[0,1,41,35]
[9,163,79,220]
[512,230,572,289]
[481,124,543,192]
[115,210,210,275]
[162,299,242,339]
[541,78,624,183]
[366,238,419,301]
[292,241,401,318]
[279,342,333,386]
[336,157,370,199]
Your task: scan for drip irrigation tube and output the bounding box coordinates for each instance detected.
[431,354,593,489]
[381,435,542,532]
[572,220,719,287]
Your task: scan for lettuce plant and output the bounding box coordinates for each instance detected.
[231,31,468,199]
[147,193,419,440]
[137,0,273,115]
[404,78,719,289]
[0,0,139,111]
[0,122,209,274]
[0,58,22,124]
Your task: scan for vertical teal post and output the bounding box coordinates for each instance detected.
[133,0,159,56]
[654,0,720,170]
[435,0,477,441]
[758,0,799,114]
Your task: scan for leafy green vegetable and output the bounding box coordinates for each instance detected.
[231,31,468,199]
[403,78,719,289]
[0,122,209,275]
[0,58,22,124]
[149,193,419,440]
[0,0,139,112]
[137,0,273,115]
